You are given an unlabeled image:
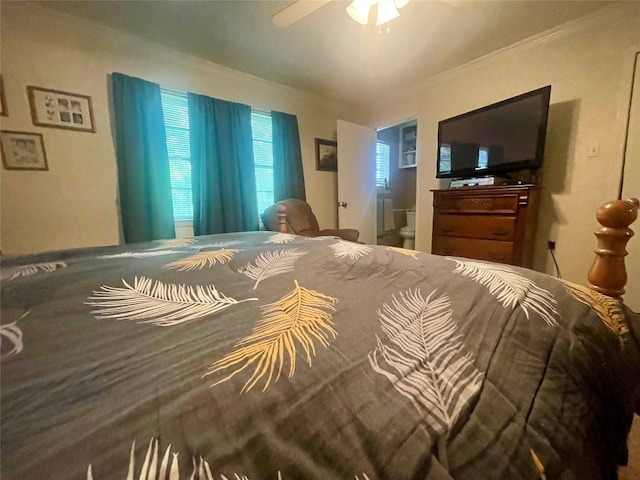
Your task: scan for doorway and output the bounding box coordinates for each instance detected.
[375,119,418,248]
[620,51,639,311]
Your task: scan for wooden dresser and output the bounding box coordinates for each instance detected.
[431,185,540,267]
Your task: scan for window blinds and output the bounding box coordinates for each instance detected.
[376,141,390,188]
[161,90,275,221]
[161,90,193,221]
[251,111,275,215]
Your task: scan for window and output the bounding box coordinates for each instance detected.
[376,140,390,189]
[160,90,274,222]
[439,144,451,174]
[477,146,489,170]
[161,90,193,221]
[251,112,274,215]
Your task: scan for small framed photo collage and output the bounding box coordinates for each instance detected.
[27,86,96,133]
[1,81,96,171]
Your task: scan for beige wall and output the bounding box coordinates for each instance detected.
[0,2,368,254]
[370,3,640,298]
[2,2,639,306]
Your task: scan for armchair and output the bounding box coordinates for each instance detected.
[262,198,360,242]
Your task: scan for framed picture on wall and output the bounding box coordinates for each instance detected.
[27,86,96,132]
[315,138,337,171]
[0,75,8,117]
[1,130,49,171]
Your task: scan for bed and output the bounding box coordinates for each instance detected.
[1,198,638,480]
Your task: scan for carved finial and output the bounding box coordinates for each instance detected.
[277,204,288,234]
[587,198,638,297]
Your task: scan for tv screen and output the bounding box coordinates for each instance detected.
[436,85,551,179]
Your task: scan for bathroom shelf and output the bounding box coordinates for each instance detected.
[399,122,417,168]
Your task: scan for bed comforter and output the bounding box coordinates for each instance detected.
[1,232,639,480]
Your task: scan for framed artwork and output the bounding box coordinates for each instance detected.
[27,86,96,132]
[1,130,49,171]
[0,75,7,117]
[315,138,337,171]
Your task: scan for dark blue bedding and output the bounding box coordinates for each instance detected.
[1,232,638,479]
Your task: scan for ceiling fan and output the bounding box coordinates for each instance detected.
[272,0,416,59]
[272,0,463,58]
[272,0,462,28]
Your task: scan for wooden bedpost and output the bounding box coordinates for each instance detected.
[587,198,639,298]
[277,204,288,234]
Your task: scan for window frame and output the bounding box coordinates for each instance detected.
[376,139,391,192]
[160,91,275,226]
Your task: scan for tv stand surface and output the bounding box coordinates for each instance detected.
[449,176,514,188]
[431,185,540,267]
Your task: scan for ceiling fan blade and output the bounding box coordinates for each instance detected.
[272,0,333,27]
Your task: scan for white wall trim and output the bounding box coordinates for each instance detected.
[374,2,635,109]
[29,2,363,115]
[375,109,421,132]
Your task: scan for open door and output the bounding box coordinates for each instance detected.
[337,120,377,244]
[621,52,640,311]
[376,119,418,249]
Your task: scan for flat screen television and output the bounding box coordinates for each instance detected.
[436,85,551,179]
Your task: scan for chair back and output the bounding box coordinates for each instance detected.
[262,199,320,236]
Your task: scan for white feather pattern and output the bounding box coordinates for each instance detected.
[159,445,171,480]
[127,440,136,480]
[138,438,154,480]
[238,248,307,289]
[369,289,483,439]
[98,251,182,259]
[329,240,373,259]
[265,232,296,244]
[0,321,24,358]
[451,259,559,326]
[148,238,197,250]
[190,240,243,250]
[2,261,67,280]
[87,277,257,326]
[169,453,179,480]
[89,438,370,479]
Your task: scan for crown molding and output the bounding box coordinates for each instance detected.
[376,2,638,109]
[14,2,358,115]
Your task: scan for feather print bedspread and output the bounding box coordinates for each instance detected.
[1,232,639,480]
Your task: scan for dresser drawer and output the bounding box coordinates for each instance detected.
[431,186,539,267]
[435,214,516,241]
[433,236,515,264]
[437,193,520,214]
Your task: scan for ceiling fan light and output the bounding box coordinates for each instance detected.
[346,0,371,25]
[376,0,400,25]
[394,0,410,9]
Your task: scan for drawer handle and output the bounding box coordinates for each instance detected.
[441,226,455,233]
[488,252,506,261]
[492,229,509,236]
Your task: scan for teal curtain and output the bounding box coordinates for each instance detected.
[188,93,258,235]
[272,111,306,202]
[111,73,176,243]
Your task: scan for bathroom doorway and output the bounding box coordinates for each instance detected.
[375,118,418,248]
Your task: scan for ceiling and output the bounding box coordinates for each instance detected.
[40,0,618,106]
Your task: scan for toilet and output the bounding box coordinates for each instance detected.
[399,210,416,249]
